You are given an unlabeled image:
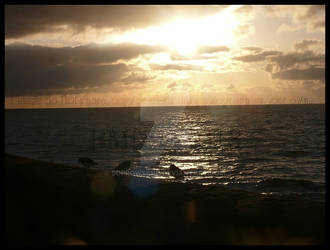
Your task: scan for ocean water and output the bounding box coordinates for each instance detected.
[5,104,325,201]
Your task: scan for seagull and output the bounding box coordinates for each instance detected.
[114,160,131,170]
[169,164,184,179]
[78,157,98,168]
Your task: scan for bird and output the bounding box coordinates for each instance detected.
[169,164,184,179]
[114,160,131,171]
[78,157,98,168]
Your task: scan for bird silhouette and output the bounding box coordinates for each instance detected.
[78,157,98,168]
[114,160,131,170]
[169,164,184,179]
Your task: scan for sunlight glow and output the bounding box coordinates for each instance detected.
[111,5,242,55]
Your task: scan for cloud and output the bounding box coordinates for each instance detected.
[294,39,320,51]
[276,24,301,34]
[5,62,128,96]
[120,72,156,84]
[263,5,325,34]
[234,24,255,37]
[6,42,167,66]
[233,5,256,20]
[233,50,282,62]
[274,5,325,34]
[71,43,168,64]
[226,83,236,91]
[265,64,274,73]
[234,5,253,14]
[170,53,216,61]
[169,47,229,62]
[197,45,230,54]
[272,67,325,82]
[5,43,166,96]
[269,50,324,70]
[263,5,324,21]
[312,20,325,29]
[265,50,325,83]
[276,79,324,92]
[167,82,177,89]
[150,63,204,71]
[296,5,325,21]
[5,5,226,39]
[277,21,324,34]
[302,80,318,89]
[232,46,325,85]
[242,46,263,53]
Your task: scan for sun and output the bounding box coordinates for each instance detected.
[111,5,242,55]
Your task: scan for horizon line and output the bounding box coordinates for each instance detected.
[4,103,325,110]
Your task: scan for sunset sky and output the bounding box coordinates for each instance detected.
[5,5,325,108]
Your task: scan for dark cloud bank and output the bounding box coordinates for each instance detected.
[5,43,168,96]
[5,42,229,96]
[272,67,325,82]
[5,5,225,39]
[233,50,282,62]
[233,47,325,83]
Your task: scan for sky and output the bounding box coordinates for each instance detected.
[5,5,325,108]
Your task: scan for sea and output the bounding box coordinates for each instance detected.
[5,104,325,202]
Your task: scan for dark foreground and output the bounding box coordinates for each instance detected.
[5,153,325,245]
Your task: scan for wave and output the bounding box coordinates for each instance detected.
[272,150,310,158]
[255,178,324,192]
